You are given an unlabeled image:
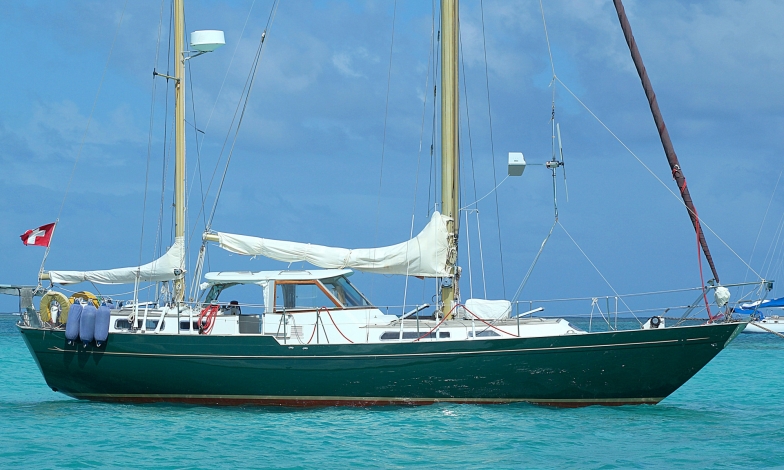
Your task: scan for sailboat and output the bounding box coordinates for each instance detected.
[15,0,748,407]
[734,298,784,334]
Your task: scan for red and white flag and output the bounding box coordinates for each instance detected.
[20,222,56,247]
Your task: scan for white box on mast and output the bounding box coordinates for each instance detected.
[508,152,526,176]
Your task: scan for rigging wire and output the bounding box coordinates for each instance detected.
[185,0,262,300]
[522,285,720,303]
[761,209,784,280]
[184,58,208,287]
[549,0,749,287]
[202,0,280,232]
[458,34,486,298]
[186,0,260,232]
[423,0,440,310]
[739,161,784,298]
[136,0,169,305]
[151,3,176,305]
[372,0,398,303]
[474,210,488,298]
[427,7,442,217]
[155,4,174,272]
[140,0,167,265]
[506,0,561,304]
[401,0,436,316]
[539,0,556,78]
[535,1,730,319]
[558,221,641,324]
[39,0,129,278]
[192,0,279,298]
[511,219,555,304]
[555,77,762,280]
[479,0,506,298]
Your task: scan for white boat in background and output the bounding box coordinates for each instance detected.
[736,298,784,334]
[746,317,784,334]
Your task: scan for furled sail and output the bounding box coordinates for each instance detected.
[48,237,185,285]
[212,212,452,277]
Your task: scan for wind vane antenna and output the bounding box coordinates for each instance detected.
[557,122,568,202]
[613,0,719,284]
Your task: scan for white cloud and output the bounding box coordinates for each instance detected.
[332,47,378,78]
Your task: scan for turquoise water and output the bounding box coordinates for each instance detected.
[1,316,783,469]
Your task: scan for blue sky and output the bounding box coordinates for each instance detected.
[1,0,783,316]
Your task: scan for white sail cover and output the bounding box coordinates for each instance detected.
[214,212,452,277]
[48,237,185,285]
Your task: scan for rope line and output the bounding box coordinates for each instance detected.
[460,175,509,210]
[694,208,713,318]
[324,308,354,343]
[413,303,455,341]
[748,322,784,339]
[462,304,519,337]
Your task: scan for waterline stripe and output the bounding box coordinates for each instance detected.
[69,392,664,406]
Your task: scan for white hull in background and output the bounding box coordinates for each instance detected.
[743,316,784,334]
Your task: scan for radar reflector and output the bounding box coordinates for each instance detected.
[190,30,225,52]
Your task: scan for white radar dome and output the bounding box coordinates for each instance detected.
[190,30,225,52]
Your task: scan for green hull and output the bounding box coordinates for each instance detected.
[18,322,745,407]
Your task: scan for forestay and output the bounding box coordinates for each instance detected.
[213,212,452,277]
[48,237,185,285]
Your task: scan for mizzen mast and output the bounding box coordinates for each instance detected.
[440,0,460,315]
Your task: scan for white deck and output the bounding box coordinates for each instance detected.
[106,306,581,343]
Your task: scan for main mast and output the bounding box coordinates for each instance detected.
[173,0,186,302]
[441,0,459,315]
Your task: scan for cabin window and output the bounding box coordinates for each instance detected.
[380,331,441,340]
[201,283,266,317]
[274,281,340,312]
[469,330,499,337]
[321,276,372,307]
[180,321,200,330]
[115,319,164,330]
[202,282,238,305]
